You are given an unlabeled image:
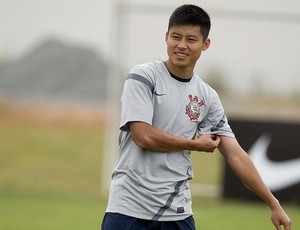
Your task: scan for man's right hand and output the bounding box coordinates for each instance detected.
[194,134,220,152]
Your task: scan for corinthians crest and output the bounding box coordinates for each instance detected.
[186,95,204,120]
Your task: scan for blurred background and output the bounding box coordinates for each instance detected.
[0,0,299,229]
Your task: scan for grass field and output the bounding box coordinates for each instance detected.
[0,106,299,230]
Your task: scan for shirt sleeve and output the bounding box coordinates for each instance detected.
[119,66,155,132]
[197,89,235,138]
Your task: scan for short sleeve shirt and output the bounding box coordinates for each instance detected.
[106,60,235,221]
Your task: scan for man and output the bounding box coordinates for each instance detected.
[102,4,292,230]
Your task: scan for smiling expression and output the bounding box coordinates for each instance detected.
[165,25,210,78]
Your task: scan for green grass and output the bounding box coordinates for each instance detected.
[190,150,223,185]
[0,122,299,230]
[0,124,103,197]
[193,197,300,230]
[0,191,105,230]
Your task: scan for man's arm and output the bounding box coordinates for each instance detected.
[129,121,220,152]
[218,136,292,230]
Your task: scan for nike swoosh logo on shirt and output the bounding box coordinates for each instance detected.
[153,91,166,96]
[248,133,300,191]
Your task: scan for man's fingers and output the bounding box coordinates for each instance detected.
[211,135,217,141]
[283,220,292,230]
[274,223,282,230]
[211,135,220,144]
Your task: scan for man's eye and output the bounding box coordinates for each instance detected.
[172,35,180,40]
[188,38,197,42]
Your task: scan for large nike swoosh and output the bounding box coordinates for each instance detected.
[248,134,300,192]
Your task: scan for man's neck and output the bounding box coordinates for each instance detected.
[164,59,194,79]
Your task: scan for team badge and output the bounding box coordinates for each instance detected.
[185,95,204,120]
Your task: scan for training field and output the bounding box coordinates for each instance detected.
[0,105,299,230]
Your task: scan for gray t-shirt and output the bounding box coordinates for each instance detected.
[106,60,235,221]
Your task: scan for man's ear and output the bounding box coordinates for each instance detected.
[165,31,169,43]
[202,38,211,51]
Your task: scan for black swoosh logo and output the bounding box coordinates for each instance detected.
[248,134,300,191]
[153,90,166,96]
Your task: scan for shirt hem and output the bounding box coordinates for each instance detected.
[105,207,193,221]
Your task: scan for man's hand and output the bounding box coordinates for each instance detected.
[194,134,220,152]
[271,202,292,230]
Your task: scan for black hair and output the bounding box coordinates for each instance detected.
[168,5,211,40]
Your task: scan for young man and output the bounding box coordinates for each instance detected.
[102,4,292,230]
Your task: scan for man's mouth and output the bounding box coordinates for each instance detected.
[175,52,188,57]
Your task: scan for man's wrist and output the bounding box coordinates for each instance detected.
[185,139,196,151]
[268,198,280,210]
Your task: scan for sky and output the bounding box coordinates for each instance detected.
[0,0,300,97]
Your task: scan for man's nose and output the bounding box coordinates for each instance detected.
[177,39,188,49]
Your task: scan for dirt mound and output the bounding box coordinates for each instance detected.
[0,100,107,129]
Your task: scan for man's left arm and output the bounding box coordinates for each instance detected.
[218,136,292,230]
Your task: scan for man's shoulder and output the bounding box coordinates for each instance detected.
[128,60,165,83]
[130,60,164,74]
[193,75,215,91]
[191,75,220,103]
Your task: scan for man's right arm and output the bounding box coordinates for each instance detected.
[129,121,220,152]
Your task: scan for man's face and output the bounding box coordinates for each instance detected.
[165,25,210,74]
